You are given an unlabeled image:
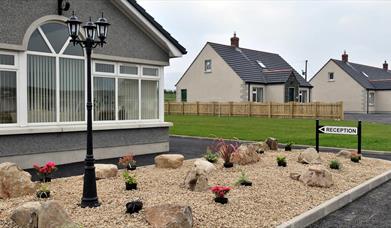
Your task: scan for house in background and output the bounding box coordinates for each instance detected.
[176,33,312,103]
[0,0,186,168]
[311,51,391,113]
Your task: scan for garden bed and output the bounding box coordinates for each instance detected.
[1,150,391,227]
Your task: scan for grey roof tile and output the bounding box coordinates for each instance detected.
[208,42,312,87]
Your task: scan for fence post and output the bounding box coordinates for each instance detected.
[315,102,320,118]
[268,102,272,118]
[290,102,294,118]
[212,102,216,116]
[182,102,185,115]
[248,101,251,116]
[167,102,170,115]
[339,101,344,120]
[229,102,233,116]
[196,101,199,116]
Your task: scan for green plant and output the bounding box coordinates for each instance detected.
[351,156,360,163]
[286,142,294,147]
[276,156,287,167]
[123,171,137,184]
[329,160,340,169]
[204,148,219,163]
[36,183,50,198]
[235,171,251,186]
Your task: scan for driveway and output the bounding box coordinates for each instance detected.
[345,113,391,124]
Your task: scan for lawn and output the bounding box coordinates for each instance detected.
[166,115,391,151]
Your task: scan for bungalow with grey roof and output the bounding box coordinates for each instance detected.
[311,51,391,113]
[175,33,312,103]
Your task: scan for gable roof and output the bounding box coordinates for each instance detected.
[208,42,312,87]
[126,0,187,55]
[331,59,391,90]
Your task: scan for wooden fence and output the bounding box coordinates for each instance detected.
[165,101,344,120]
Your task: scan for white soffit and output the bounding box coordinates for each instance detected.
[113,0,183,58]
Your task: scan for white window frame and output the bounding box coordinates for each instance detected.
[299,89,308,103]
[204,59,212,73]
[93,60,116,76]
[92,61,162,123]
[368,91,375,106]
[251,85,264,103]
[328,72,335,81]
[0,50,19,126]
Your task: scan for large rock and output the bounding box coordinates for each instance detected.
[145,204,193,228]
[298,148,322,164]
[95,164,118,179]
[11,201,77,228]
[231,144,260,165]
[299,166,333,188]
[183,169,209,192]
[0,162,36,199]
[337,149,360,159]
[193,159,216,175]
[252,142,270,153]
[265,137,278,150]
[155,154,184,169]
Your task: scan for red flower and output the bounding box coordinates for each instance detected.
[210,185,232,197]
[46,161,56,168]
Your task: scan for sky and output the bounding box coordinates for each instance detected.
[138,0,391,90]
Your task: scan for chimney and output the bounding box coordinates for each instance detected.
[342,50,348,62]
[230,32,239,48]
[383,61,388,71]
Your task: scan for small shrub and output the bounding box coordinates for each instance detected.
[123,171,137,184]
[209,185,231,198]
[329,160,340,169]
[285,142,294,151]
[351,156,360,163]
[276,156,287,167]
[33,161,57,181]
[36,183,50,198]
[235,171,252,186]
[204,148,219,163]
[210,138,239,164]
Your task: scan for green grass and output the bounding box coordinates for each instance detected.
[166,115,391,152]
[164,92,176,102]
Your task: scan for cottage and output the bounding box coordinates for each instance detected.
[311,51,391,113]
[176,33,312,103]
[0,0,186,168]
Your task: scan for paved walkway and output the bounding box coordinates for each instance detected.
[345,113,391,124]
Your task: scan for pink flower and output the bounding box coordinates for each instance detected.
[210,185,232,197]
[46,161,56,168]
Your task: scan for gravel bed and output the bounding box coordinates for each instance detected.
[1,150,391,228]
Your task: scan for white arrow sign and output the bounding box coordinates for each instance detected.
[318,126,358,135]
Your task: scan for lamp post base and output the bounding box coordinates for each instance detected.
[80,197,101,208]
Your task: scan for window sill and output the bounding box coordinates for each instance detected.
[328,80,335,82]
[204,70,212,73]
[0,121,173,136]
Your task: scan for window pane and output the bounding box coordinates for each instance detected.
[27,55,56,123]
[141,80,159,119]
[120,65,138,75]
[118,79,139,120]
[63,43,84,56]
[94,77,115,121]
[41,23,69,54]
[142,67,158,76]
[95,63,115,73]
[27,30,51,53]
[0,54,14,65]
[0,71,17,123]
[60,58,85,122]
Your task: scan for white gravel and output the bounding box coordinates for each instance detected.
[1,150,391,228]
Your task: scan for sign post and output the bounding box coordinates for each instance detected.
[315,120,362,154]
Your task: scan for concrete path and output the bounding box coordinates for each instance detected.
[345,113,391,124]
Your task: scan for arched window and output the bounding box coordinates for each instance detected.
[27,22,85,123]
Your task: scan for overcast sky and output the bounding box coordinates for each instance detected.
[138,0,391,90]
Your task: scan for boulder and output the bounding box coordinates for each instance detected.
[155,154,184,169]
[289,172,301,181]
[298,148,322,164]
[299,166,333,188]
[337,149,360,159]
[252,142,269,153]
[0,162,36,199]
[11,201,77,228]
[95,164,118,179]
[145,204,193,228]
[231,144,260,165]
[265,137,278,150]
[193,159,216,175]
[183,169,209,192]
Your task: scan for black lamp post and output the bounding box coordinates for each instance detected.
[66,12,110,208]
